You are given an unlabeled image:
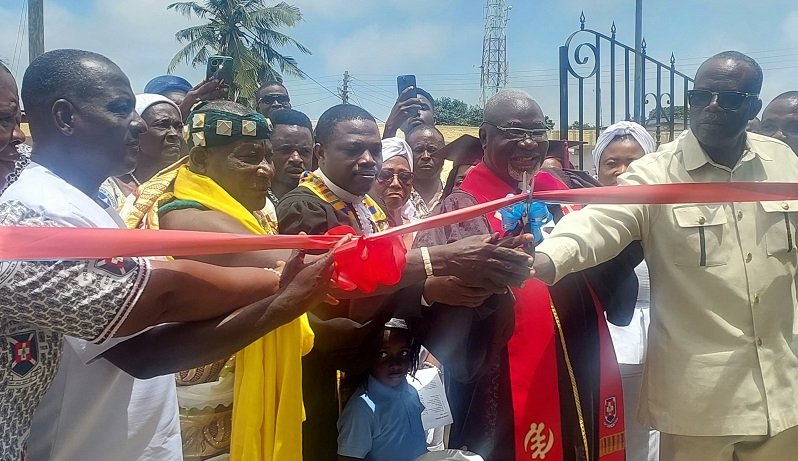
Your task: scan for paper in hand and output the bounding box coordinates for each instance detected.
[407,367,454,431]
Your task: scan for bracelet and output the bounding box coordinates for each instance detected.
[263,267,282,277]
[421,247,434,278]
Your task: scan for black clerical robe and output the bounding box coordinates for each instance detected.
[414,184,641,461]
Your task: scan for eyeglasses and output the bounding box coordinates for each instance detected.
[376,170,414,185]
[687,89,758,110]
[259,94,290,105]
[482,121,550,142]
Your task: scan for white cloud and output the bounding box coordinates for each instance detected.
[1,0,210,95]
[783,10,798,47]
[290,0,456,19]
[319,22,453,75]
[288,0,378,19]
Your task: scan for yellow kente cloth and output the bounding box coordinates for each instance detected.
[123,157,187,229]
[132,163,313,461]
[299,171,389,233]
[172,166,314,461]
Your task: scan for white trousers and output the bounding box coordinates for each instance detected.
[620,363,659,461]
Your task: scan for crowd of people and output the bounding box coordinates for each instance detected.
[0,45,796,461]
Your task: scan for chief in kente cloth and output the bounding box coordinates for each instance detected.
[277,103,539,460]
[415,89,641,461]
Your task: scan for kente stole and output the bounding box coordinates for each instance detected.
[459,162,625,461]
[298,171,389,233]
[123,157,187,230]
[135,164,313,461]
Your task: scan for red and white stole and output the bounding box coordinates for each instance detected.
[459,162,625,461]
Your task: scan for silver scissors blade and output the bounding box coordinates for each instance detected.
[521,171,534,226]
[523,171,535,205]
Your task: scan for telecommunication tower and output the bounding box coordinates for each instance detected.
[480,0,510,106]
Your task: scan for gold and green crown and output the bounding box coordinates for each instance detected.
[183,107,272,148]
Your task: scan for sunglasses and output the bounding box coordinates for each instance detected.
[376,170,414,185]
[259,95,290,105]
[482,121,550,142]
[687,89,758,110]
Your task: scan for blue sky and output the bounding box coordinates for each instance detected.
[2,0,798,127]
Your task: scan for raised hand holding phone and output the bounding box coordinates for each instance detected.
[383,74,424,138]
[396,74,417,98]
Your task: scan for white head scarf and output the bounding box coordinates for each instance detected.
[591,121,656,172]
[380,137,416,221]
[381,137,414,171]
[135,93,180,118]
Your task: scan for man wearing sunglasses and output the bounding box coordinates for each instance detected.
[760,91,798,156]
[535,51,798,461]
[256,80,292,117]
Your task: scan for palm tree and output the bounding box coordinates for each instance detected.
[168,0,311,103]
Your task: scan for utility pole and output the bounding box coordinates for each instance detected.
[338,71,351,104]
[633,0,643,123]
[28,0,45,62]
[480,0,510,106]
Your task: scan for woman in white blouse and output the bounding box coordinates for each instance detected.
[593,121,659,461]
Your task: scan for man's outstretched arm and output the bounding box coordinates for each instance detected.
[114,259,280,337]
[105,251,337,378]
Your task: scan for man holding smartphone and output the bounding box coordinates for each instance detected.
[383,77,435,139]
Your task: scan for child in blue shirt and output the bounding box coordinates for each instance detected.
[337,319,428,461]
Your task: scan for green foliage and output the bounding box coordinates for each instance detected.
[168,0,310,105]
[434,97,556,129]
[569,120,595,129]
[647,105,685,121]
[434,97,483,126]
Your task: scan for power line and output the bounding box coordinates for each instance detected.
[290,90,335,98]
[283,78,341,89]
[11,0,27,74]
[350,76,397,96]
[348,90,388,122]
[292,94,339,108]
[14,3,28,74]
[350,87,393,108]
[292,70,341,102]
[351,88,363,107]
[349,80,397,106]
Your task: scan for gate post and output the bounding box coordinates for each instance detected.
[559,45,569,142]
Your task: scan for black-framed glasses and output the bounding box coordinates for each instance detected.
[259,94,290,105]
[482,121,550,142]
[687,89,758,110]
[376,170,414,185]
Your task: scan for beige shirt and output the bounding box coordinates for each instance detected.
[537,130,798,437]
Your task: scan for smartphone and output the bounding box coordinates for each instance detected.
[397,74,417,98]
[206,55,234,85]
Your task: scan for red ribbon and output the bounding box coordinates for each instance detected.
[0,227,342,260]
[1,181,796,292]
[325,225,406,293]
[378,181,798,240]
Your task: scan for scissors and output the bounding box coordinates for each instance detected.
[520,171,537,254]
